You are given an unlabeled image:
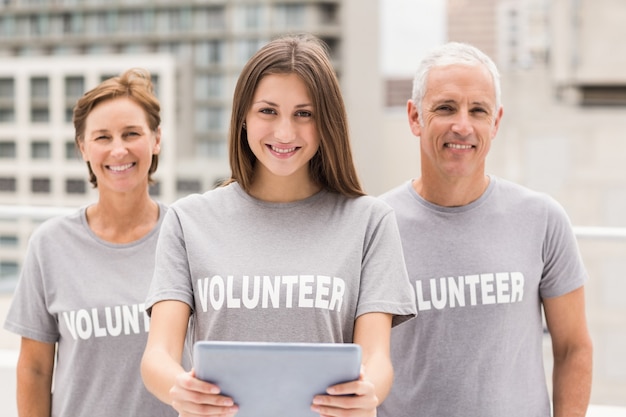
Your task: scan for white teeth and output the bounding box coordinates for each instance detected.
[108,163,134,172]
[446,143,473,150]
[271,145,296,154]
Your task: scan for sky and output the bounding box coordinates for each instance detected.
[380,0,447,76]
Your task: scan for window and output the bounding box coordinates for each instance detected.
[31,108,49,123]
[0,78,14,99]
[197,139,226,159]
[149,181,160,197]
[0,261,19,279]
[120,10,148,33]
[0,177,16,192]
[195,41,224,66]
[0,235,18,247]
[29,14,47,36]
[31,177,51,193]
[274,4,305,29]
[177,178,202,194]
[0,109,14,122]
[65,76,84,99]
[0,141,16,158]
[242,5,262,29]
[31,141,51,159]
[66,141,80,160]
[318,3,339,25]
[62,12,83,34]
[236,39,264,65]
[66,178,86,194]
[31,77,49,99]
[195,107,224,132]
[0,15,16,38]
[168,9,191,33]
[194,6,225,32]
[194,74,223,100]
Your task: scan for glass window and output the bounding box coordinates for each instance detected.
[29,14,48,36]
[0,177,16,192]
[0,78,14,98]
[176,178,202,194]
[62,12,83,35]
[195,41,224,66]
[318,3,339,25]
[242,4,262,29]
[31,77,49,99]
[0,261,19,279]
[236,39,264,65]
[31,141,51,159]
[168,9,191,33]
[85,12,114,35]
[0,109,15,122]
[195,107,224,132]
[31,108,49,123]
[66,178,86,194]
[31,177,51,193]
[274,4,305,29]
[197,139,226,159]
[194,6,225,32]
[65,76,84,99]
[0,235,18,247]
[0,141,15,158]
[66,141,80,160]
[194,74,223,100]
[149,181,160,197]
[120,10,146,33]
[0,15,16,38]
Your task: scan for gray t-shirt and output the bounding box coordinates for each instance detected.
[378,176,587,417]
[4,203,176,417]
[146,183,416,347]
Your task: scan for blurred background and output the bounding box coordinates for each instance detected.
[0,0,625,415]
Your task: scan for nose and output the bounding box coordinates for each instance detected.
[450,111,473,137]
[110,137,129,158]
[274,116,296,143]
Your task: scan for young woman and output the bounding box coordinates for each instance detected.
[141,34,416,417]
[4,69,175,417]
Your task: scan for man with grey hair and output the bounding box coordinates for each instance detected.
[378,42,592,417]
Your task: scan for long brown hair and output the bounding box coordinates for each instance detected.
[73,68,160,187]
[225,34,364,197]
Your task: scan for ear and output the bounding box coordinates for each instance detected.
[78,140,88,162]
[153,126,162,155]
[407,100,422,138]
[491,106,504,140]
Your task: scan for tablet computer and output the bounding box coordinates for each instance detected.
[193,341,362,417]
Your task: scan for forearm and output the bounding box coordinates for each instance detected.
[17,368,52,417]
[141,348,186,405]
[363,351,394,404]
[552,344,593,417]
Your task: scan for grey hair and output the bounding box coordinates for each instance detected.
[411,42,502,124]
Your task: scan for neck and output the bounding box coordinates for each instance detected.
[413,174,490,207]
[86,189,159,243]
[248,170,321,203]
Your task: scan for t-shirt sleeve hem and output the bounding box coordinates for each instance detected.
[356,301,418,328]
[3,320,58,344]
[145,289,193,316]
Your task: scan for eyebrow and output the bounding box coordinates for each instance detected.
[432,99,491,107]
[252,100,313,108]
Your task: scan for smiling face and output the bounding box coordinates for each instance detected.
[245,73,320,187]
[79,96,161,195]
[410,63,502,184]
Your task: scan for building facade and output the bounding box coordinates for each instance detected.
[0,0,384,281]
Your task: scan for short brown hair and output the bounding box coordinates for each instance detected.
[73,68,161,188]
[225,34,364,197]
